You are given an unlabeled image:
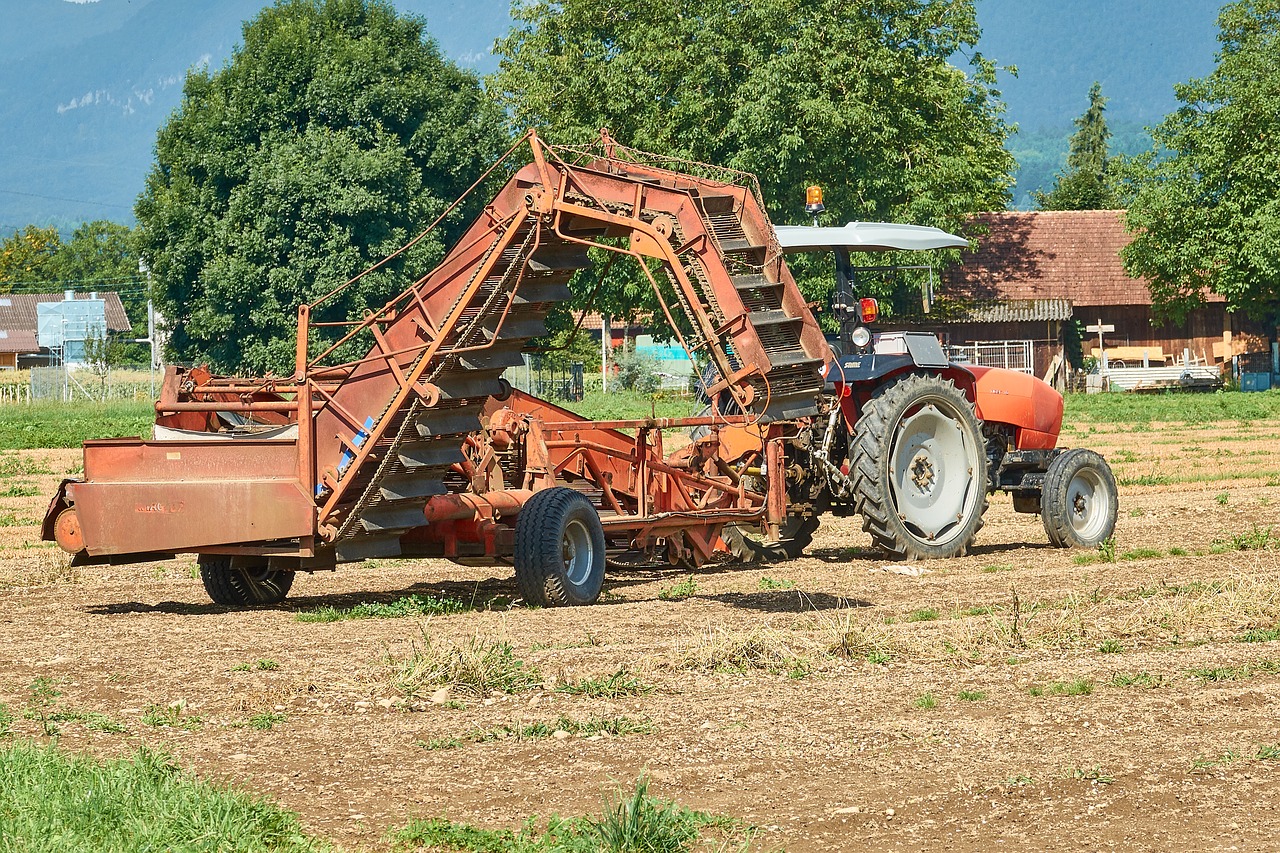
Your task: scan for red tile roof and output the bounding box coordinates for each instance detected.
[945,210,1223,307]
[0,292,131,333]
[0,329,39,353]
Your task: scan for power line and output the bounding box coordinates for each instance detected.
[0,188,134,212]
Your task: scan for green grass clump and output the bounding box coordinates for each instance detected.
[0,401,153,450]
[391,777,743,852]
[296,593,469,623]
[0,482,38,497]
[557,669,654,699]
[658,576,697,601]
[957,690,986,702]
[1046,678,1094,697]
[1098,639,1124,654]
[1237,628,1280,644]
[0,742,329,852]
[757,576,795,590]
[913,693,938,709]
[140,703,203,732]
[906,608,940,622]
[387,633,543,698]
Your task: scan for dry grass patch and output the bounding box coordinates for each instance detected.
[385,631,543,698]
[823,564,1280,666]
[673,625,825,675]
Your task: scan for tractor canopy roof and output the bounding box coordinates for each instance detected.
[774,222,967,253]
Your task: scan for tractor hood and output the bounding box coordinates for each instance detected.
[774,222,968,253]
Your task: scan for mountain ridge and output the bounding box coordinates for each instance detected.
[0,0,1227,229]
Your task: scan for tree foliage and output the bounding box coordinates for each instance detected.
[1033,82,1119,210]
[135,0,507,373]
[492,0,1016,323]
[0,226,61,289]
[1121,0,1280,323]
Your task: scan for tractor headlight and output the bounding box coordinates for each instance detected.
[851,325,872,348]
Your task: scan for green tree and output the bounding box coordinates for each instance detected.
[1033,82,1119,210]
[135,0,507,373]
[0,226,61,289]
[492,0,1015,321]
[1121,0,1280,323]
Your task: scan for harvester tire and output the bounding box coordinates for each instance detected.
[514,487,605,607]
[1041,449,1118,548]
[721,516,821,563]
[198,557,294,606]
[850,373,988,560]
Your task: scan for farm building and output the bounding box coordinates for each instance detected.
[0,291,130,368]
[908,210,1268,382]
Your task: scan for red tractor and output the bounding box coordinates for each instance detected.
[690,218,1118,564]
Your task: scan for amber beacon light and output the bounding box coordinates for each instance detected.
[805,185,825,216]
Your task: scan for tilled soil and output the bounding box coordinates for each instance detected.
[3,421,1280,851]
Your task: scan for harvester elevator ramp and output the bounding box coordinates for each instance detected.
[50,131,830,563]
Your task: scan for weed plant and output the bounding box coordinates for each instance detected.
[658,576,697,601]
[296,593,469,623]
[557,669,653,698]
[391,777,744,852]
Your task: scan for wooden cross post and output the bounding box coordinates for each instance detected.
[1086,318,1115,373]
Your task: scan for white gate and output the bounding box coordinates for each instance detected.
[948,340,1035,374]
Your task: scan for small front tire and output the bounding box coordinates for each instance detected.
[198,557,294,606]
[514,488,606,606]
[1041,449,1118,548]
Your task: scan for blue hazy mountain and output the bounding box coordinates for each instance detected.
[0,0,1226,231]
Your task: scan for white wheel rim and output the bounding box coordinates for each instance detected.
[562,518,595,586]
[889,400,981,546]
[1067,467,1111,541]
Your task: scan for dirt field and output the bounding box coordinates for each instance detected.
[3,418,1280,851]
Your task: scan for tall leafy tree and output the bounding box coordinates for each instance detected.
[1034,82,1119,210]
[492,0,1015,323]
[0,226,61,290]
[1121,0,1280,323]
[135,0,507,373]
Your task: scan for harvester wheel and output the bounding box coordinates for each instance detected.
[514,488,605,607]
[721,515,821,563]
[198,557,294,606]
[1041,449,1118,548]
[850,373,988,560]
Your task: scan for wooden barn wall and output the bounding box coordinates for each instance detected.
[904,303,1271,377]
[1075,303,1266,365]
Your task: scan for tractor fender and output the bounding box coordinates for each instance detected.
[830,354,976,396]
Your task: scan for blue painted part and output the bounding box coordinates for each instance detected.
[317,415,375,497]
[338,417,376,474]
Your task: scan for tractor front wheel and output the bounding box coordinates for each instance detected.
[850,374,989,560]
[514,488,606,606]
[198,557,294,606]
[1041,449,1118,548]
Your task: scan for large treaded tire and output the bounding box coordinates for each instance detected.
[850,373,989,560]
[721,515,821,563]
[1041,448,1118,548]
[514,488,606,607]
[198,557,294,606]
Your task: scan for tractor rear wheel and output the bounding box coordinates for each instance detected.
[850,373,988,560]
[514,488,606,606]
[1041,449,1118,548]
[198,556,294,606]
